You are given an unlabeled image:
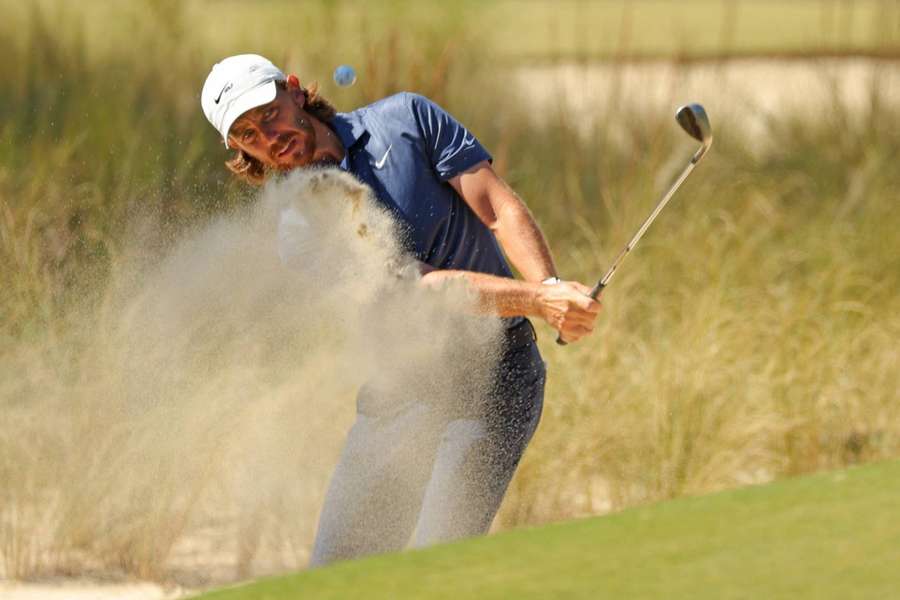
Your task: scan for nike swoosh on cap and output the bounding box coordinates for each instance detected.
[214,83,233,104]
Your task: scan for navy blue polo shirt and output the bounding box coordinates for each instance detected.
[331,93,514,279]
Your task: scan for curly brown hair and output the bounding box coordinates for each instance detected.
[224,80,337,185]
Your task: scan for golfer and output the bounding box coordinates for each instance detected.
[201,54,600,565]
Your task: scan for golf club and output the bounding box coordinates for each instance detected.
[558,103,712,346]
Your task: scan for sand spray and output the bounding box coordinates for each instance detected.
[0,168,503,582]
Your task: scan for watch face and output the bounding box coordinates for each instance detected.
[541,277,561,285]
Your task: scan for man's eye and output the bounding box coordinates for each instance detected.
[241,130,256,143]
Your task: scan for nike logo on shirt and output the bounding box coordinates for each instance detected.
[374,144,392,169]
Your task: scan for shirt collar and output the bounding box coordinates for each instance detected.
[331,112,369,171]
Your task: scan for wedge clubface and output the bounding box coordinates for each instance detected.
[557,103,713,345]
[676,103,712,163]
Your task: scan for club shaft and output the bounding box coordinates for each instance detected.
[559,141,709,345]
[589,152,703,298]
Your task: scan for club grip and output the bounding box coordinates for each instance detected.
[556,282,605,346]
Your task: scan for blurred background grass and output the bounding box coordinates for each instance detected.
[2,0,899,584]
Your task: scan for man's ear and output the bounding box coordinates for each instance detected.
[286,74,305,108]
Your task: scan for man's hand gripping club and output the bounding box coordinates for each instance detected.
[535,279,601,345]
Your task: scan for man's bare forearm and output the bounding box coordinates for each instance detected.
[446,162,601,343]
[419,269,540,317]
[491,194,557,283]
[419,268,600,344]
[449,164,557,283]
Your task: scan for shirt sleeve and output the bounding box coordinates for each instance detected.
[408,93,492,181]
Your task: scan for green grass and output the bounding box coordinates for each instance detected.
[193,460,900,599]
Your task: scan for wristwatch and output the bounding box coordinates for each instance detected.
[541,276,561,285]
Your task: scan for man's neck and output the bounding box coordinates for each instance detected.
[314,120,346,165]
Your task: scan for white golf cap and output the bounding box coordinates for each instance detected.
[201,54,286,148]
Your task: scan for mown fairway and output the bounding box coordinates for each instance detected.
[193,460,900,600]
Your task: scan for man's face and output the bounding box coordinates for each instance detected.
[227,84,331,170]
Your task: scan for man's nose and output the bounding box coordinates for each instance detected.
[262,127,280,149]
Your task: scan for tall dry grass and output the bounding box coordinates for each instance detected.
[1,0,899,584]
[496,75,900,523]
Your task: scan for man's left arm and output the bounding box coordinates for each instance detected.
[448,160,556,283]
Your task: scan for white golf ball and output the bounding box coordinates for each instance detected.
[333,65,357,87]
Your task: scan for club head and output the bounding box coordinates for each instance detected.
[676,103,712,162]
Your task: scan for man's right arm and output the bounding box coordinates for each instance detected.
[418,266,600,344]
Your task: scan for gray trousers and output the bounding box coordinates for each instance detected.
[310,328,546,566]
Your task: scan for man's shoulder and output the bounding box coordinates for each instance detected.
[350,92,436,123]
